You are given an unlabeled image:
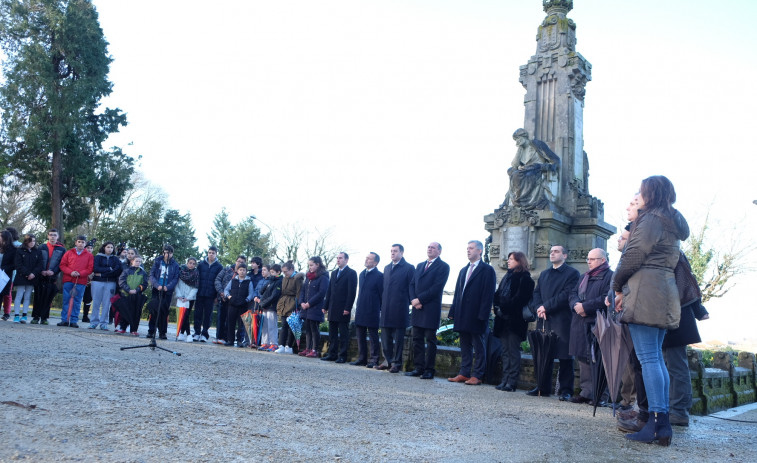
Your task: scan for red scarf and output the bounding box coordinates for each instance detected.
[306,271,318,281]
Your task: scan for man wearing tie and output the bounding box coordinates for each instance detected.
[447,240,496,386]
[377,244,415,373]
[350,252,383,368]
[322,252,358,363]
[406,242,450,380]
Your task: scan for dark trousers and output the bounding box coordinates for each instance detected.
[147,290,173,335]
[412,326,437,374]
[217,299,229,340]
[459,330,487,379]
[356,325,380,364]
[278,314,295,347]
[557,358,575,396]
[499,332,522,387]
[194,295,215,338]
[179,300,194,335]
[226,304,245,344]
[305,319,320,351]
[81,284,92,319]
[380,327,405,367]
[327,320,350,360]
[119,294,143,333]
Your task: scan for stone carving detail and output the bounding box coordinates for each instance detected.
[534,242,551,257]
[489,244,500,257]
[543,0,573,14]
[569,67,589,101]
[504,128,560,210]
[491,206,541,228]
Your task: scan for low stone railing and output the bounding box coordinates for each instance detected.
[318,332,757,415]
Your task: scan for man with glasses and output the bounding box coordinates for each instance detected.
[528,245,580,399]
[567,248,613,405]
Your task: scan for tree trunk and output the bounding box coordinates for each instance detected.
[51,148,63,240]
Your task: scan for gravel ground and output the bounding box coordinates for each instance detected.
[1,320,756,463]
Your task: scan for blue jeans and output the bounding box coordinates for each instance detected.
[61,282,86,323]
[628,323,669,413]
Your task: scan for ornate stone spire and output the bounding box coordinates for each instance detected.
[543,0,573,14]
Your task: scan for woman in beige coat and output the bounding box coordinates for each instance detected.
[274,261,304,354]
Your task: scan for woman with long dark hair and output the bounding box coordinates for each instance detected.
[12,234,42,323]
[493,251,534,391]
[0,230,17,321]
[298,256,329,357]
[90,241,122,330]
[613,175,689,446]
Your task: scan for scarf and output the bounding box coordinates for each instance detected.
[306,271,318,281]
[179,265,199,287]
[578,261,609,300]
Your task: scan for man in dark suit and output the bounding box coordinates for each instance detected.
[350,252,383,368]
[406,242,450,380]
[377,243,415,373]
[528,245,581,399]
[447,240,496,386]
[322,252,358,363]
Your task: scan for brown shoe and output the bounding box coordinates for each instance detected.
[374,363,389,371]
[447,375,470,383]
[464,377,482,385]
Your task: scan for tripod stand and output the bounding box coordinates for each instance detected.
[120,287,181,356]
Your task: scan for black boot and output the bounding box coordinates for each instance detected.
[495,381,507,391]
[625,413,656,443]
[654,412,673,446]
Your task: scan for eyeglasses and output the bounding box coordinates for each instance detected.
[586,257,603,262]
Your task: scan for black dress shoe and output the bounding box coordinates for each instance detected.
[420,372,434,379]
[224,341,234,346]
[570,395,591,404]
[503,385,516,392]
[69,323,79,328]
[57,321,70,327]
[349,360,367,366]
[145,332,155,339]
[321,356,337,361]
[159,334,168,340]
[389,366,401,373]
[335,358,346,364]
[526,387,541,396]
[365,363,376,369]
[495,383,506,390]
[405,369,423,377]
[558,392,572,401]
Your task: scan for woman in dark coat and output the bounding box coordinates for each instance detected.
[12,234,42,323]
[613,176,689,446]
[298,256,329,358]
[493,251,534,391]
[0,230,17,321]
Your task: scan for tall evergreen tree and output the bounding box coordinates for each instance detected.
[0,0,133,238]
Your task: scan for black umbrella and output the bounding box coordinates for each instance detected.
[485,331,503,385]
[528,319,558,396]
[32,276,58,320]
[590,333,608,417]
[114,293,147,331]
[592,309,634,417]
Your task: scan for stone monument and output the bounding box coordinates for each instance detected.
[484,0,615,277]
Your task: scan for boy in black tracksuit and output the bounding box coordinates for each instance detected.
[222,264,254,347]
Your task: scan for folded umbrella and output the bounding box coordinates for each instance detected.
[527,319,558,396]
[175,303,188,339]
[592,308,634,416]
[286,311,303,349]
[240,310,254,347]
[32,276,58,320]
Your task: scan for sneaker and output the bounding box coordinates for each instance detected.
[30,318,40,324]
[20,315,27,323]
[100,325,108,331]
[40,319,48,325]
[178,333,186,342]
[200,335,208,343]
[145,332,155,339]
[267,345,278,352]
[305,350,318,358]
[274,345,286,354]
[284,346,293,354]
[186,334,194,343]
[158,334,168,340]
[298,349,310,357]
[57,321,70,327]
[1,314,8,321]
[213,338,225,345]
[13,315,20,323]
[89,324,98,329]
[131,331,139,336]
[115,329,126,334]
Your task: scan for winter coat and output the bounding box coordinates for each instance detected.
[224,276,254,308]
[92,253,122,283]
[60,248,94,284]
[355,268,384,328]
[531,263,581,359]
[175,264,199,301]
[149,257,181,292]
[663,252,708,348]
[613,208,690,329]
[409,258,450,330]
[13,246,43,286]
[260,275,283,311]
[324,266,358,323]
[568,266,613,359]
[38,242,66,275]
[492,269,535,341]
[379,258,414,329]
[277,271,304,318]
[449,260,497,335]
[197,257,223,298]
[299,271,329,322]
[215,265,236,297]
[119,266,148,295]
[253,276,269,300]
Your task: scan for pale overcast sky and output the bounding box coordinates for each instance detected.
[91,0,757,343]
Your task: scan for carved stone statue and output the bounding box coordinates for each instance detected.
[504,128,560,210]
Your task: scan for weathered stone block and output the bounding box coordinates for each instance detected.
[732,366,756,406]
[702,367,733,414]
[687,349,706,416]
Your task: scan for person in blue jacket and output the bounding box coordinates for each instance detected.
[147,245,180,339]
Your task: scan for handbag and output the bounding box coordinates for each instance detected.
[522,304,536,323]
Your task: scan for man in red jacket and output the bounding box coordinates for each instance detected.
[57,235,94,328]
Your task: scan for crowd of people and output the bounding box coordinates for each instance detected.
[1,176,704,447]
